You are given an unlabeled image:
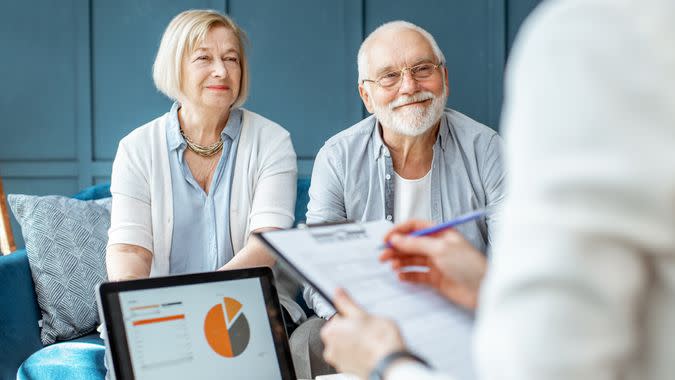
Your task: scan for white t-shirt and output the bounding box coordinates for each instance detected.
[393,170,432,223]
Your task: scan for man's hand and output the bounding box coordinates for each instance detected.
[380,220,487,310]
[321,289,405,379]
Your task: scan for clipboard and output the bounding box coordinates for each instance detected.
[255,220,356,309]
[254,220,477,378]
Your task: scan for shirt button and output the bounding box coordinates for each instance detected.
[385,174,391,180]
[386,215,392,221]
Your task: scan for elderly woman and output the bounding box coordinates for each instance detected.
[106,10,304,328]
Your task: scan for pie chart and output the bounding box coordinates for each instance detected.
[204,297,250,357]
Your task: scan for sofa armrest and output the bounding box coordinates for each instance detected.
[0,249,43,379]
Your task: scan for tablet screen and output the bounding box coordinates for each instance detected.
[101,272,292,380]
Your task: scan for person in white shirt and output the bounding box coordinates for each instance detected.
[319,0,675,379]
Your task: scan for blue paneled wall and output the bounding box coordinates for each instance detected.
[0,0,541,247]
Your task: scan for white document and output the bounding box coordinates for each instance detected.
[260,220,475,380]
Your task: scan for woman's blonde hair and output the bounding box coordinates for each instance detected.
[153,9,249,107]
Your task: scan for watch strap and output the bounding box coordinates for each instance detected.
[368,350,430,380]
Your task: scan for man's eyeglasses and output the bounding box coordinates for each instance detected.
[362,62,444,89]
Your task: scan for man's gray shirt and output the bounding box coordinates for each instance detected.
[304,108,506,318]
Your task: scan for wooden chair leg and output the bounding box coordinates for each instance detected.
[0,177,16,255]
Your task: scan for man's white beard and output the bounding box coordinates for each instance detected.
[373,87,447,137]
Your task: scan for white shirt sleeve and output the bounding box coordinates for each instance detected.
[386,361,455,380]
[248,131,297,231]
[475,1,675,380]
[107,138,153,253]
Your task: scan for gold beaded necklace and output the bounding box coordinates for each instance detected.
[179,128,223,157]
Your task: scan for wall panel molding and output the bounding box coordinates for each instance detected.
[487,0,507,127]
[0,0,80,161]
[1,0,541,248]
[76,0,94,189]
[0,162,79,178]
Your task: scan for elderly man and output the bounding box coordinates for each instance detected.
[320,0,675,379]
[288,20,505,378]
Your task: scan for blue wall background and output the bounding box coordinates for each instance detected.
[1,0,541,247]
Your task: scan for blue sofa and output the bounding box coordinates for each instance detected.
[0,179,311,380]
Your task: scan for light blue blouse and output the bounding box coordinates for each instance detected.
[165,103,242,274]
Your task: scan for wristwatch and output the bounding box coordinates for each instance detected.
[368,350,430,380]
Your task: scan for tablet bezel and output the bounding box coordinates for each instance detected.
[97,267,296,380]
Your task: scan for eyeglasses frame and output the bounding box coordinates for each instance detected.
[361,62,445,89]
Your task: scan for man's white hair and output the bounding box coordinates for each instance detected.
[357,21,446,83]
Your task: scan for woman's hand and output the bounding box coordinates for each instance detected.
[321,289,406,379]
[380,220,487,310]
[218,228,277,270]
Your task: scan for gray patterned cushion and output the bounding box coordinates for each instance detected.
[8,194,111,345]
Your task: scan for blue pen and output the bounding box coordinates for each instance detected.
[379,208,488,249]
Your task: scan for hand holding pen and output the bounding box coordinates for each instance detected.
[379,208,488,249]
[378,210,489,310]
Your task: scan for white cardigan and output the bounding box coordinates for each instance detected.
[107,108,304,321]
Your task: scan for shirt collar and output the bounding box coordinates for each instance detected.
[371,109,450,160]
[221,108,243,141]
[166,102,243,152]
[437,110,450,151]
[371,115,388,160]
[166,102,184,152]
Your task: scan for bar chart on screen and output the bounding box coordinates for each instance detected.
[126,302,194,369]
